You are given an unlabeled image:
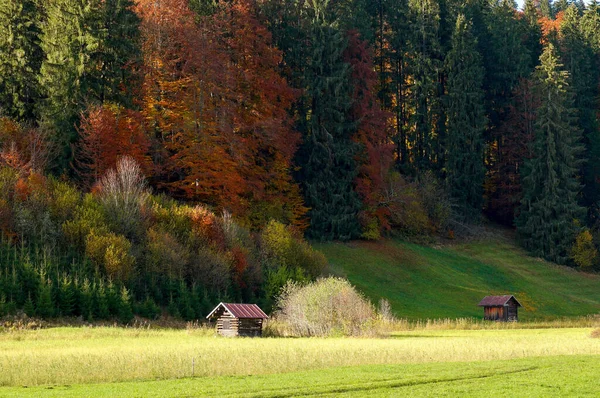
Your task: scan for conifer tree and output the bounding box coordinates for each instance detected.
[39,0,140,172]
[523,0,543,68]
[561,5,600,218]
[94,0,141,106]
[445,15,487,222]
[516,43,585,264]
[0,0,43,121]
[36,280,54,318]
[408,0,442,171]
[39,0,102,172]
[296,3,361,241]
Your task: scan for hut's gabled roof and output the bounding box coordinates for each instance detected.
[206,303,269,319]
[478,295,522,307]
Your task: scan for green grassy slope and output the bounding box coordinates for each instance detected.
[314,239,600,320]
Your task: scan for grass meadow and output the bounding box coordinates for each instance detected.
[1,325,599,397]
[316,239,600,319]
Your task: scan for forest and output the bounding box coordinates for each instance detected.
[1,0,600,321]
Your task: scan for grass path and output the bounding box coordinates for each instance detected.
[2,355,599,397]
[316,239,600,319]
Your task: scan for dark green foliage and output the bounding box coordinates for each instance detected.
[296,15,361,241]
[38,0,102,171]
[94,282,110,319]
[23,293,35,317]
[95,0,141,106]
[177,282,196,321]
[38,0,141,172]
[516,43,586,264]
[559,6,600,217]
[407,0,442,172]
[118,286,133,324]
[138,295,160,320]
[36,282,54,318]
[80,279,93,321]
[0,0,43,121]
[445,14,487,222]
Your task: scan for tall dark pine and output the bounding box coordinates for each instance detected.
[516,43,585,265]
[445,14,487,222]
[408,0,442,172]
[39,0,102,172]
[561,4,600,220]
[95,0,141,106]
[39,0,141,173]
[0,0,43,122]
[297,4,361,241]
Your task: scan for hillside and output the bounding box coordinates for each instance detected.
[315,237,600,320]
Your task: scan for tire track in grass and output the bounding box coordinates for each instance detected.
[212,366,539,398]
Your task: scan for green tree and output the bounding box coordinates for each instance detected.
[95,0,141,106]
[516,43,585,264]
[296,2,361,241]
[445,14,487,222]
[39,0,102,172]
[36,280,54,318]
[562,4,600,219]
[408,0,442,172]
[0,0,43,121]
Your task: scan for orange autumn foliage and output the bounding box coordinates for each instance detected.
[136,0,307,229]
[0,117,52,174]
[344,31,394,234]
[539,12,564,44]
[77,105,151,187]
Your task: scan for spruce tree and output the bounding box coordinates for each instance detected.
[95,0,141,106]
[568,3,600,220]
[36,281,54,318]
[408,0,442,172]
[39,0,140,172]
[445,14,487,222]
[39,0,102,172]
[516,43,585,264]
[0,0,43,121]
[296,3,361,241]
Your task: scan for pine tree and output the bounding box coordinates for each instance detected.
[39,0,102,172]
[408,0,442,171]
[561,5,600,219]
[95,0,141,105]
[523,0,543,69]
[36,280,54,318]
[296,4,362,241]
[118,286,134,324]
[516,43,585,264]
[0,0,43,121]
[445,14,487,222]
[23,293,35,317]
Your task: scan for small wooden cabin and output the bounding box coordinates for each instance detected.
[478,295,522,322]
[206,303,268,337]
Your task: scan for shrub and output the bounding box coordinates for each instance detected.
[145,228,188,278]
[275,277,376,337]
[571,229,598,268]
[383,173,431,237]
[260,220,327,279]
[592,329,600,339]
[86,231,135,281]
[96,156,150,239]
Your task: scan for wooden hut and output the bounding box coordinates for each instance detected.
[478,295,522,322]
[206,303,268,337]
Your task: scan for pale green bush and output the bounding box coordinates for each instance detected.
[275,277,376,337]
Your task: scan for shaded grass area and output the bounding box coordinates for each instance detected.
[1,327,599,388]
[3,355,599,397]
[315,239,600,319]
